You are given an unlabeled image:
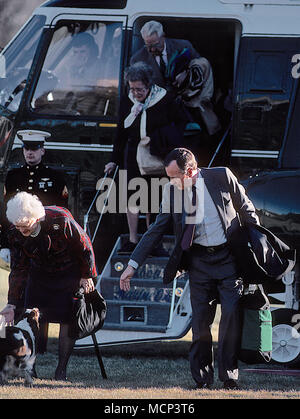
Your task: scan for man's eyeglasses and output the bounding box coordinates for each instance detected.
[145,42,161,50]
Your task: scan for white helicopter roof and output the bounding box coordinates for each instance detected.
[33,0,300,38]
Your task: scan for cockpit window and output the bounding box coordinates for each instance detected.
[0,15,46,112]
[31,20,122,117]
[0,116,12,168]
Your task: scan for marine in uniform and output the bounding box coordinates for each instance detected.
[4,130,68,207]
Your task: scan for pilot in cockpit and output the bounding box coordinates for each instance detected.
[33,32,101,115]
[57,32,100,88]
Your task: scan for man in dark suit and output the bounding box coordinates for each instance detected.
[120,148,259,390]
[130,20,200,89]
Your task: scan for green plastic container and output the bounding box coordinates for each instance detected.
[239,309,273,363]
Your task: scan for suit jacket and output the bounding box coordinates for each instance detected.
[130,38,200,88]
[130,167,259,284]
[230,223,296,285]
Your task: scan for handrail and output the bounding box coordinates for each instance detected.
[167,276,178,328]
[83,165,119,242]
[208,121,232,168]
[91,166,119,243]
[167,272,190,329]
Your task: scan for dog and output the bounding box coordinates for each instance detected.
[0,308,40,386]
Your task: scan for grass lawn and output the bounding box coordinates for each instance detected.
[1,267,300,399]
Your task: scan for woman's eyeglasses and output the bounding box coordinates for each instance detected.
[129,87,148,93]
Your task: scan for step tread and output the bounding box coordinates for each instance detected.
[100,275,188,284]
[111,254,170,261]
[102,323,167,333]
[104,299,174,306]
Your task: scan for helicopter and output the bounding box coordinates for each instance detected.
[0,0,299,366]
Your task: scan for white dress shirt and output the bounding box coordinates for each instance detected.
[192,172,227,247]
[155,42,168,67]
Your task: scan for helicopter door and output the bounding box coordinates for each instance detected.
[231,36,299,177]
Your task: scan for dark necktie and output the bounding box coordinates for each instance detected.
[181,186,197,251]
[159,54,167,78]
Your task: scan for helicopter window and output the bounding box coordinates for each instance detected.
[0,15,46,112]
[0,116,12,168]
[31,20,122,118]
[279,80,300,169]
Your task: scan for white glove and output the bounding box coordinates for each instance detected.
[0,304,15,325]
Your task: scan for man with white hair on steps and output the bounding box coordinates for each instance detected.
[130,20,199,90]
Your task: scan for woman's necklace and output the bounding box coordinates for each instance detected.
[30,223,41,237]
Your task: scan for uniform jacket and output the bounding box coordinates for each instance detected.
[7,206,98,306]
[130,38,200,88]
[5,163,68,207]
[130,166,259,283]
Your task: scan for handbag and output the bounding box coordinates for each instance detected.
[68,287,107,339]
[136,136,165,175]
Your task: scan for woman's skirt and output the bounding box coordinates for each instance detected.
[24,266,81,323]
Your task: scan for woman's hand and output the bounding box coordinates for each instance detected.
[79,278,95,294]
[0,304,16,325]
[104,162,116,174]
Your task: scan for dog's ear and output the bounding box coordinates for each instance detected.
[0,329,24,354]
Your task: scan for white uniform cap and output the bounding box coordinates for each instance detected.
[17,130,51,149]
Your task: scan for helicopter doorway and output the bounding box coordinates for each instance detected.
[130,16,241,168]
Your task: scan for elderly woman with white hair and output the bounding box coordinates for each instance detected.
[0,192,97,380]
